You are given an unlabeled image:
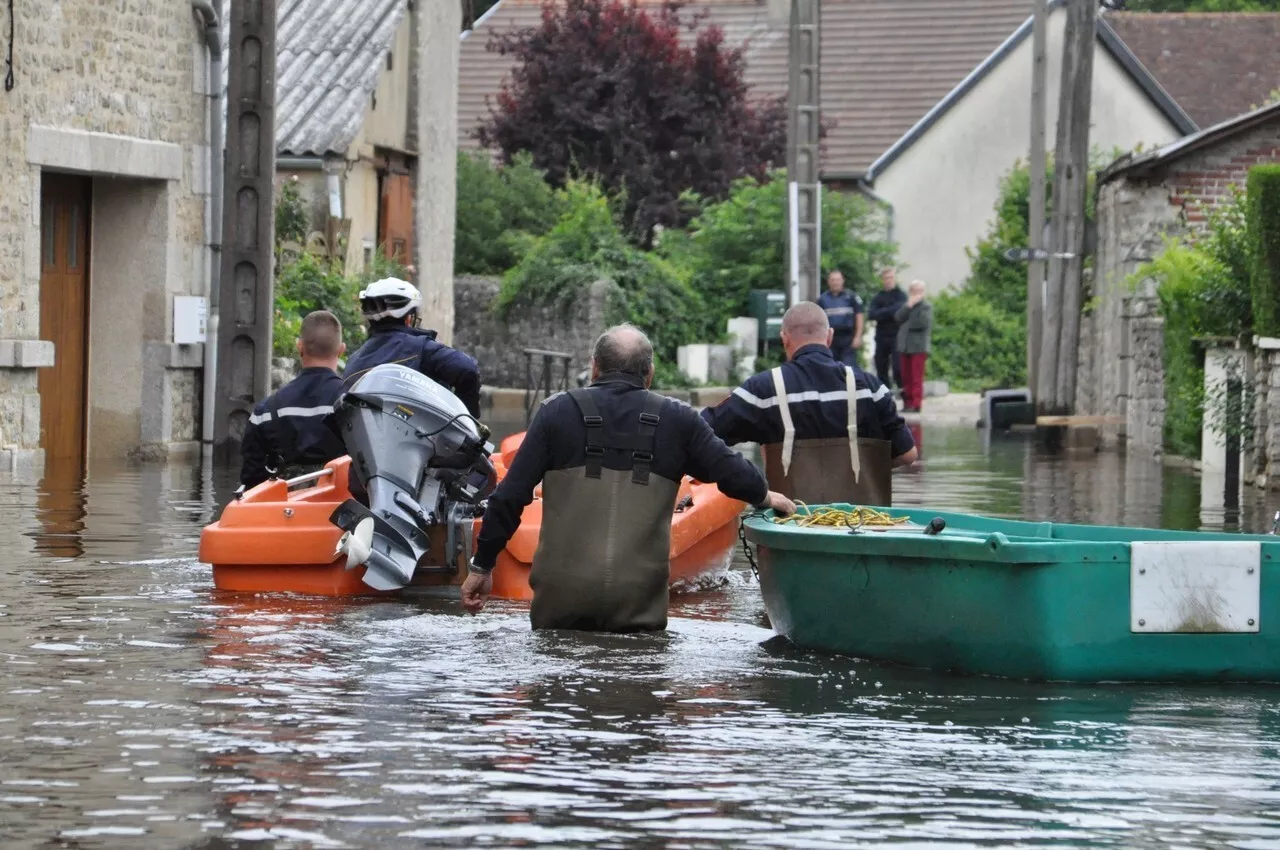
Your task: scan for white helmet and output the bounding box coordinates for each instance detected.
[359,277,421,322]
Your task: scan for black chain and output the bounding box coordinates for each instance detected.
[4,0,14,92]
[737,511,766,583]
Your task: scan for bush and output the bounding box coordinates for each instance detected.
[929,289,1026,392]
[455,151,565,275]
[273,251,409,360]
[1248,164,1280,337]
[659,172,894,336]
[498,180,704,363]
[1137,188,1255,456]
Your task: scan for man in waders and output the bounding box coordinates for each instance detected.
[701,302,917,507]
[239,311,348,490]
[460,324,795,631]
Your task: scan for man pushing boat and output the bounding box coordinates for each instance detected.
[460,324,795,631]
[702,301,917,506]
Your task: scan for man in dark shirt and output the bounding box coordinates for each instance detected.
[342,277,482,417]
[239,311,347,490]
[461,324,794,631]
[816,269,864,367]
[866,267,907,391]
[702,302,916,507]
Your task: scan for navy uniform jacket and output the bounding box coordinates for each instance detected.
[343,324,482,417]
[867,287,908,342]
[817,290,863,337]
[700,344,915,457]
[473,372,770,569]
[239,366,346,488]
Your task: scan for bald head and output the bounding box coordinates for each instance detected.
[780,302,833,360]
[592,323,654,381]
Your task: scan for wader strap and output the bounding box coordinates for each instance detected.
[632,393,663,486]
[845,367,861,483]
[567,388,606,479]
[770,367,795,476]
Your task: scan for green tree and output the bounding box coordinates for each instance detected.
[455,151,565,275]
[659,172,895,334]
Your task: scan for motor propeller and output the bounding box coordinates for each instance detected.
[336,517,375,570]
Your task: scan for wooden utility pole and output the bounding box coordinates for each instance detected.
[1026,0,1048,402]
[415,0,462,343]
[215,0,277,453]
[786,0,821,305]
[1036,0,1095,414]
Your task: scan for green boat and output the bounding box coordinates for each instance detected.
[743,506,1280,682]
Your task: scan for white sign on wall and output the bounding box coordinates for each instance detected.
[173,296,208,345]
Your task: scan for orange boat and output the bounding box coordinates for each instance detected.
[199,431,746,599]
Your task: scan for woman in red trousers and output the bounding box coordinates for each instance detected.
[893,280,933,412]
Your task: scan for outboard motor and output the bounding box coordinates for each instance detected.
[327,364,497,591]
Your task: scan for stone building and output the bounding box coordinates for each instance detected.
[0,0,216,472]
[1078,102,1280,455]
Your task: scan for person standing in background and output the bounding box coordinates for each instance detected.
[817,269,863,367]
[867,267,906,392]
[894,280,933,413]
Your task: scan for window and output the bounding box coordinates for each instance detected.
[67,205,79,268]
[386,51,393,71]
[42,202,56,267]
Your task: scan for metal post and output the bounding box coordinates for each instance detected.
[786,0,821,304]
[1027,0,1048,403]
[214,0,277,455]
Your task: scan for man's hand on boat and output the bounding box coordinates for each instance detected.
[461,561,493,614]
[764,491,797,517]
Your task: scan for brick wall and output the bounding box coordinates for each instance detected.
[0,0,207,465]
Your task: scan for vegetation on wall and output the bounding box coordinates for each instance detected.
[455,151,565,276]
[272,184,408,360]
[478,0,787,247]
[1247,164,1280,337]
[1135,188,1255,458]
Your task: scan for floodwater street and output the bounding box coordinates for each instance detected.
[4,426,1280,848]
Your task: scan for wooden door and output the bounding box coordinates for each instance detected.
[378,171,414,266]
[38,174,92,467]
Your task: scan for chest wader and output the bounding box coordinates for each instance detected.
[530,389,680,632]
[759,366,893,507]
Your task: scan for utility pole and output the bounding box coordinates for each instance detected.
[215,0,277,455]
[786,0,821,305]
[1036,0,1095,415]
[1027,0,1048,402]
[416,0,462,343]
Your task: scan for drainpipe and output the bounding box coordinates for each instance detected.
[192,0,222,458]
[855,177,895,246]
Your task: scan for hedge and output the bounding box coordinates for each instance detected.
[1248,164,1280,337]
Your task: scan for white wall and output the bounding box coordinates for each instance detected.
[873,9,1183,293]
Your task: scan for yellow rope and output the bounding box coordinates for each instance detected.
[771,502,909,529]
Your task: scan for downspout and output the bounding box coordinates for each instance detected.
[192,0,222,459]
[855,177,895,246]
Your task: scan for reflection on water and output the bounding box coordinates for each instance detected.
[3,425,1280,848]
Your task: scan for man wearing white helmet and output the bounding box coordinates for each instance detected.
[342,277,483,416]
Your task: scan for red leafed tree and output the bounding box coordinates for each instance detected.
[478,0,787,245]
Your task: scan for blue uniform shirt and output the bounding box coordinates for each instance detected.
[700,344,915,458]
[817,289,863,336]
[343,324,483,417]
[239,366,346,488]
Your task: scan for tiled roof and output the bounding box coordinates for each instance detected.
[223,0,409,156]
[459,0,1033,176]
[1105,12,1280,129]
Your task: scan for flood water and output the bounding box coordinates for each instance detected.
[5,424,1280,848]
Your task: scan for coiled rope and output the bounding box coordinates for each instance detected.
[771,502,910,530]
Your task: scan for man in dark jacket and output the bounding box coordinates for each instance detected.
[702,302,917,507]
[461,324,794,631]
[816,270,863,366]
[866,267,907,391]
[342,277,482,417]
[239,311,347,490]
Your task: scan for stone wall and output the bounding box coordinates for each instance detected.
[0,0,208,467]
[453,276,618,389]
[1249,343,1280,489]
[1080,114,1280,454]
[1125,300,1167,457]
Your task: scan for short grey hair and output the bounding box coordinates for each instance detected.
[592,323,654,378]
[782,301,830,341]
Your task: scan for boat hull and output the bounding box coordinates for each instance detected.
[201,435,745,600]
[746,507,1280,682]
